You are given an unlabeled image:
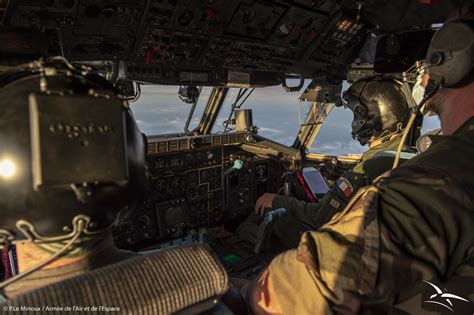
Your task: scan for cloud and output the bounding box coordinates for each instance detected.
[313,140,366,156]
[258,127,283,134]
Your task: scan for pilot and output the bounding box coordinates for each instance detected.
[0,61,147,298]
[247,76,412,249]
[247,5,474,314]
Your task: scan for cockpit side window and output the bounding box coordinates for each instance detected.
[421,115,441,134]
[309,106,366,156]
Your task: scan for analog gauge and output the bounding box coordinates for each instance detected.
[178,10,194,26]
[255,164,267,179]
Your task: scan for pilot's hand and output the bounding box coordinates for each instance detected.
[255,193,277,216]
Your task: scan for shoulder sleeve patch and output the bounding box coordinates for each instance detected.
[329,198,341,210]
[336,177,354,198]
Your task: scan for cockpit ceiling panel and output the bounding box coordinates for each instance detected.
[4,0,463,85]
[125,0,362,84]
[8,0,147,61]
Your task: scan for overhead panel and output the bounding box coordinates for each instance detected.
[9,0,146,60]
[4,0,368,85]
[226,2,285,40]
[126,0,353,85]
[306,15,366,76]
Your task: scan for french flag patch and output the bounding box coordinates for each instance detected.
[336,177,353,198]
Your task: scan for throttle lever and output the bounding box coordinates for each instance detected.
[254,208,287,254]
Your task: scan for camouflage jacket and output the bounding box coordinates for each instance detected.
[260,117,474,314]
[272,134,404,228]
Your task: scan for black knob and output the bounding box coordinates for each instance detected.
[429,51,444,66]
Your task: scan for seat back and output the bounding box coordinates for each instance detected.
[2,244,229,314]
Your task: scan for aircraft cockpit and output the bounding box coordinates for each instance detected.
[0,0,467,313]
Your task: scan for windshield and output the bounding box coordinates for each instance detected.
[132,84,306,146]
[213,85,307,146]
[131,83,442,153]
[130,85,213,136]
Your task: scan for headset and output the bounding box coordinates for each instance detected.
[393,7,474,168]
[426,8,474,87]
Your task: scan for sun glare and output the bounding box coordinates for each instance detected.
[0,159,16,178]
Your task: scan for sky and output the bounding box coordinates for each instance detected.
[130,84,441,156]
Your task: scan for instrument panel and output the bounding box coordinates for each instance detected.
[113,133,284,249]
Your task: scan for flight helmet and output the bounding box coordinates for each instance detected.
[342,76,411,146]
[0,59,147,246]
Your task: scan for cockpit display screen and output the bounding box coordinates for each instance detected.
[302,167,329,198]
[164,206,187,227]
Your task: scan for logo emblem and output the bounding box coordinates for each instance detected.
[423,280,470,312]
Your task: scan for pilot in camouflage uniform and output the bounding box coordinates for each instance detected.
[250,76,413,249]
[256,117,474,314]
[248,13,474,315]
[271,133,405,248]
